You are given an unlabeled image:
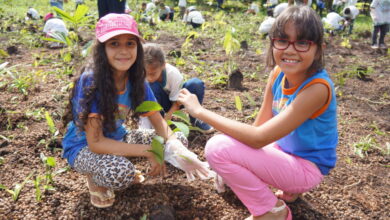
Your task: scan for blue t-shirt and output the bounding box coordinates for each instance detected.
[62,71,157,167]
[272,68,338,175]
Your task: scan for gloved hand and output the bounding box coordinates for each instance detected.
[164,139,212,181]
[209,171,226,193]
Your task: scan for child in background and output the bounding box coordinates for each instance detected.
[183,6,205,28]
[178,0,187,18]
[62,14,211,208]
[322,11,345,35]
[273,2,288,18]
[246,1,260,15]
[370,0,390,49]
[341,5,359,35]
[26,7,40,20]
[43,13,69,48]
[143,43,214,133]
[258,9,275,37]
[178,6,338,220]
[159,3,174,21]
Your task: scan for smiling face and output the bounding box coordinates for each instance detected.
[105,34,138,75]
[273,21,318,78]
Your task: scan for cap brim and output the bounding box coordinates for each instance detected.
[98,30,145,43]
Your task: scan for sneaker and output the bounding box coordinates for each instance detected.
[193,119,215,134]
[379,43,387,49]
[371,44,379,49]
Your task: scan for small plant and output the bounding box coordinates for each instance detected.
[34,153,69,201]
[0,172,33,201]
[38,111,61,150]
[234,95,243,113]
[353,135,377,158]
[222,27,240,74]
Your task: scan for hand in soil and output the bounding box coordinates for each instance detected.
[164,139,211,181]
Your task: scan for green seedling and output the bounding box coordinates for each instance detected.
[234,95,243,112]
[149,136,165,165]
[0,156,4,165]
[34,153,69,201]
[223,27,240,74]
[353,135,377,158]
[39,111,61,151]
[0,172,33,201]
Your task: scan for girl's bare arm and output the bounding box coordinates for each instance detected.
[179,82,329,149]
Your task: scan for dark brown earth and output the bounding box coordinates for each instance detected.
[0,21,389,220]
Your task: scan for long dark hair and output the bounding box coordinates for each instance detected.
[62,38,146,132]
[266,6,325,74]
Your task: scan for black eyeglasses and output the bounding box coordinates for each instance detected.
[271,38,314,52]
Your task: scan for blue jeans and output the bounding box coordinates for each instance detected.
[149,77,205,120]
[50,1,63,10]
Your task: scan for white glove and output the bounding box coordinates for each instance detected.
[164,139,212,182]
[209,171,226,193]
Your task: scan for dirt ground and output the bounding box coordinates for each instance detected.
[0,23,389,219]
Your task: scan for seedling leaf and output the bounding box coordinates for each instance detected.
[135,101,162,113]
[234,95,242,112]
[170,121,189,137]
[44,111,56,135]
[149,136,165,165]
[172,111,190,125]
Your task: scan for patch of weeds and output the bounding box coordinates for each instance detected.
[353,135,381,158]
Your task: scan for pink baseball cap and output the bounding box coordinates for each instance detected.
[44,13,54,22]
[96,13,144,43]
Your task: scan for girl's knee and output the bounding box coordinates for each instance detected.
[205,134,234,162]
[97,157,136,189]
[184,78,205,91]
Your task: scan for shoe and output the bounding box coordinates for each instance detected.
[379,43,387,49]
[89,189,115,208]
[193,119,215,134]
[87,177,115,208]
[270,200,292,220]
[371,44,379,49]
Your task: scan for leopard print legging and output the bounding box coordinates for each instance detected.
[73,129,187,190]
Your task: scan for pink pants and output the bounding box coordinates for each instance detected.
[205,134,323,216]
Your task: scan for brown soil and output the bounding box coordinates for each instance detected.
[0,26,389,220]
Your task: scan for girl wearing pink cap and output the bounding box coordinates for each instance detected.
[62,13,210,208]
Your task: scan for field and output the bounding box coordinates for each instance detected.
[0,0,389,219]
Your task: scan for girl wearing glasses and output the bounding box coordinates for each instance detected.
[178,6,337,220]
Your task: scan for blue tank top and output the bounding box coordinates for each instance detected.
[272,68,338,175]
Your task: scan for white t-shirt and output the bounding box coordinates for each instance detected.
[268,0,279,5]
[343,5,359,19]
[259,17,276,34]
[178,0,187,7]
[370,0,390,25]
[159,6,171,17]
[344,0,357,6]
[43,18,69,36]
[322,12,344,29]
[146,2,156,13]
[162,63,184,101]
[27,8,39,20]
[183,10,205,24]
[249,3,260,13]
[273,3,288,17]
